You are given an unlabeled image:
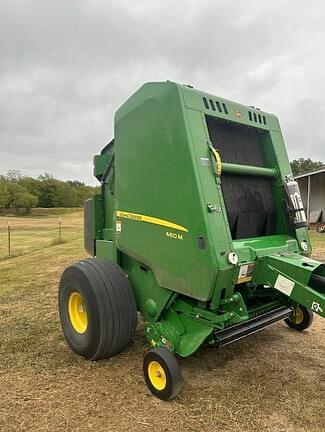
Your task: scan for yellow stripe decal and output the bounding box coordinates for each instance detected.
[116,211,189,232]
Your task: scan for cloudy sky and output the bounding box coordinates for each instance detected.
[1,0,324,185]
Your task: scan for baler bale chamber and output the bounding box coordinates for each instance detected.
[59,81,325,400]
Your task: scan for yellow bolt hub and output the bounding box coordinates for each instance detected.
[294,306,304,325]
[68,291,88,334]
[147,361,167,390]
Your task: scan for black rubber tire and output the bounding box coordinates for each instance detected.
[143,347,183,401]
[317,223,325,234]
[284,305,314,331]
[58,258,137,360]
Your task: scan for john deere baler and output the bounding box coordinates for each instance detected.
[59,81,325,400]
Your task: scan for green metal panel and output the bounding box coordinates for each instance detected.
[121,253,174,322]
[92,194,105,241]
[94,154,110,181]
[87,80,325,357]
[255,254,325,318]
[96,239,117,262]
[114,82,217,301]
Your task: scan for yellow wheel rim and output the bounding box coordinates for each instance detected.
[68,291,88,334]
[294,306,304,325]
[148,361,167,391]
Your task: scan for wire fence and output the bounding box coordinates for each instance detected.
[0,215,83,260]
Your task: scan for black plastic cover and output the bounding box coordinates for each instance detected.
[84,198,95,256]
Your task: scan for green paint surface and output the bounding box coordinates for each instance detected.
[90,81,324,356]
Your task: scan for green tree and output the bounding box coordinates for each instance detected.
[6,169,21,182]
[18,176,42,200]
[1,171,99,209]
[291,158,324,176]
[6,182,38,213]
[37,178,60,207]
[7,183,26,207]
[56,182,79,207]
[0,179,10,207]
[12,191,38,213]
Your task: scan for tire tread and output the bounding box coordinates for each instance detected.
[59,258,137,360]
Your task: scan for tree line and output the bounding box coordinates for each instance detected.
[290,158,324,176]
[0,170,100,213]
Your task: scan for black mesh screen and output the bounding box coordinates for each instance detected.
[206,116,265,166]
[206,116,276,239]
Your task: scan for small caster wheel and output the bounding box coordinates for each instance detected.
[317,223,325,234]
[284,305,314,331]
[143,347,183,400]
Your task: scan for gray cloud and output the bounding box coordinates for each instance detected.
[1,0,324,184]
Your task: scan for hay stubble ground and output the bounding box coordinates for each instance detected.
[0,210,324,432]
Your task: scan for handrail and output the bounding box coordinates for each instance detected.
[222,162,277,178]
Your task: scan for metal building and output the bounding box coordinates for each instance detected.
[295,167,325,224]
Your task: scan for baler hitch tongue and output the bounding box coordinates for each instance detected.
[256,254,325,319]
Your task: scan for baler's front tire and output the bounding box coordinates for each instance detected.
[59,258,137,360]
[143,348,183,400]
[317,223,325,234]
[284,305,313,331]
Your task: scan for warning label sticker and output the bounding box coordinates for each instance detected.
[237,263,255,283]
[274,274,295,296]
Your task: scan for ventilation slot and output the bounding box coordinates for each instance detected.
[203,97,229,115]
[248,110,267,125]
[222,103,228,114]
[216,101,222,113]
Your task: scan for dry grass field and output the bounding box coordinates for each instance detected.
[0,209,324,432]
[0,208,83,260]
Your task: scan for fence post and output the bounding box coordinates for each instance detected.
[8,220,11,257]
[59,216,62,242]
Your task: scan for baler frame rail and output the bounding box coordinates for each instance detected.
[211,305,292,347]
